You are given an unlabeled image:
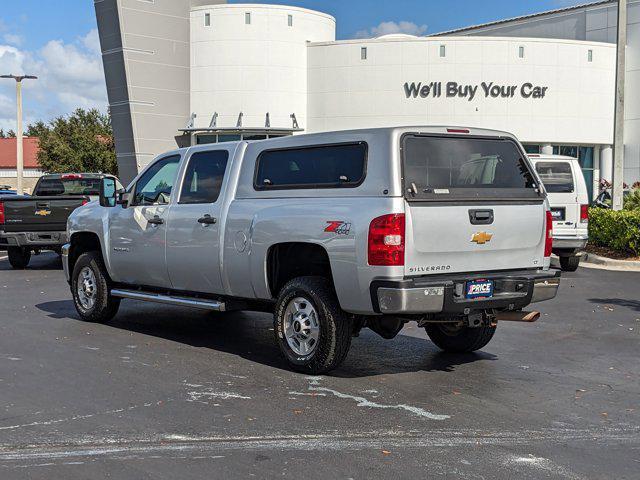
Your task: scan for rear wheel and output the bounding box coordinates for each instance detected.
[560,255,580,272]
[71,251,120,323]
[425,322,496,353]
[274,276,353,374]
[7,247,31,270]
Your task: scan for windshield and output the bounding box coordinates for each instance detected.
[34,177,102,196]
[402,135,539,201]
[535,162,574,193]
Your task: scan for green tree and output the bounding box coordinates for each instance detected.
[34,108,118,176]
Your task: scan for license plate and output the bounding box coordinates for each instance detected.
[550,208,565,221]
[466,279,494,299]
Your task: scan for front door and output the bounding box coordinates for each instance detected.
[166,149,230,294]
[108,155,181,288]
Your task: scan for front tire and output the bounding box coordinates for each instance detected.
[426,322,496,353]
[274,276,353,374]
[559,255,580,272]
[8,247,31,269]
[71,251,120,323]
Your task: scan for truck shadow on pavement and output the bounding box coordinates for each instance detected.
[0,253,62,271]
[35,299,497,378]
[589,298,640,312]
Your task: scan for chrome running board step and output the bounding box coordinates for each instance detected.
[111,289,226,311]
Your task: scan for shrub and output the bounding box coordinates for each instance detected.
[624,189,640,211]
[588,208,640,256]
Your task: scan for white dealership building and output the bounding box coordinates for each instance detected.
[96,1,639,198]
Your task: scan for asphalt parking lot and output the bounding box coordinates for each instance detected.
[0,253,639,479]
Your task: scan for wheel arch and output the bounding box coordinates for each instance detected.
[68,231,110,280]
[266,242,336,299]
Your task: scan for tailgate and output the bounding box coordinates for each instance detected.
[401,133,546,276]
[405,203,545,275]
[1,197,86,232]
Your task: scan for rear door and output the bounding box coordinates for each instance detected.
[534,160,577,235]
[401,134,546,276]
[165,148,230,294]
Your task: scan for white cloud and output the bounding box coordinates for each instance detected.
[0,28,107,128]
[3,34,23,47]
[354,21,428,39]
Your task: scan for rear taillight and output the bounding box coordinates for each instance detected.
[544,210,553,258]
[82,198,89,206]
[580,204,589,223]
[61,174,82,180]
[0,202,4,225]
[368,214,405,266]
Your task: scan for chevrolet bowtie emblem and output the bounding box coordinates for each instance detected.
[471,232,493,245]
[35,209,51,217]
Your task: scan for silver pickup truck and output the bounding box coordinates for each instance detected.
[63,127,560,373]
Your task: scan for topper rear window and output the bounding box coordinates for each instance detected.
[254,142,367,190]
[401,134,540,201]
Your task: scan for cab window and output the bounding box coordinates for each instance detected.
[179,150,229,204]
[132,155,181,206]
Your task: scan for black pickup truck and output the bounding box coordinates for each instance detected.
[0,173,119,269]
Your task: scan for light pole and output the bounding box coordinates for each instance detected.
[612,0,627,211]
[1,74,38,195]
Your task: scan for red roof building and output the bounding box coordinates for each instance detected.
[0,137,40,169]
[0,137,42,192]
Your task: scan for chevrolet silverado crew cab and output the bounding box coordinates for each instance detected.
[63,127,560,374]
[0,174,120,269]
[528,154,589,272]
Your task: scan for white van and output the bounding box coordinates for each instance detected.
[529,154,589,271]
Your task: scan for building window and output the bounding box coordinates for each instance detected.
[439,45,446,57]
[288,14,293,27]
[523,144,540,154]
[245,12,251,24]
[588,49,593,62]
[361,47,367,60]
[518,46,525,58]
[204,13,210,27]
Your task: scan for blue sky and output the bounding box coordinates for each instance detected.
[0,0,585,130]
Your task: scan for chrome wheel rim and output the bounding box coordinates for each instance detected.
[77,266,97,310]
[284,297,320,356]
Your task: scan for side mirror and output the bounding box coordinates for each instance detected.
[99,177,117,207]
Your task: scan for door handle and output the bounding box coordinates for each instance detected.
[198,215,217,225]
[148,216,164,226]
[469,209,494,225]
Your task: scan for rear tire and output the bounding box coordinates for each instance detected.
[560,255,580,272]
[8,247,31,270]
[274,276,353,374]
[71,251,120,323]
[425,323,496,353]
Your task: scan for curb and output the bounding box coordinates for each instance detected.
[581,252,640,272]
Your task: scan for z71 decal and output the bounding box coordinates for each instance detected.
[325,221,352,235]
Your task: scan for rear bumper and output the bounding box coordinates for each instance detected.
[552,234,588,251]
[62,243,71,284]
[372,269,560,315]
[0,231,68,249]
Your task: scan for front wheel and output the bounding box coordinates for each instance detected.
[559,255,580,272]
[71,251,120,323]
[425,322,496,353]
[274,276,353,374]
[7,247,31,269]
